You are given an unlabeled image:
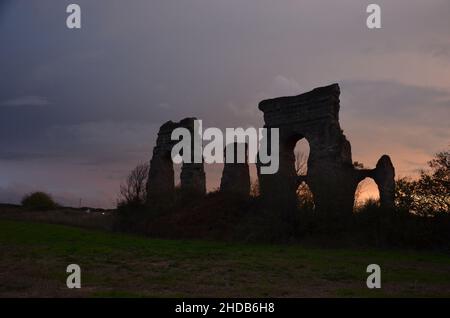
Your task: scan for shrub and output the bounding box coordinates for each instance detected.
[21,192,57,211]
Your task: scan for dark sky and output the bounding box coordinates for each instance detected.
[1,0,449,207]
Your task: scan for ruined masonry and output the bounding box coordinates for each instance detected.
[257,83,395,220]
[146,84,395,218]
[220,142,251,196]
[146,118,205,202]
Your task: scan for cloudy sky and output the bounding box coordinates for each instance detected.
[0,0,449,207]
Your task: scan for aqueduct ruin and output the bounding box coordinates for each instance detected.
[146,84,395,217]
[146,118,206,202]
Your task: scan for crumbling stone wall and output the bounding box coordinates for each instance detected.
[146,118,206,203]
[220,142,250,196]
[146,84,395,218]
[354,155,396,209]
[257,84,395,219]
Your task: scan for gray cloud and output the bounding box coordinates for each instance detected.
[340,80,450,175]
[0,96,51,107]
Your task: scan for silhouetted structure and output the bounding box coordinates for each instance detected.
[257,84,395,220]
[146,118,205,203]
[220,142,250,196]
[354,155,395,209]
[146,84,395,218]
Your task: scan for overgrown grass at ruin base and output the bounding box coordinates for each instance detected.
[1,219,450,298]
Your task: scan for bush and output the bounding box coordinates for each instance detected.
[21,192,57,211]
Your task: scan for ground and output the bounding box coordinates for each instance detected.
[1,219,450,297]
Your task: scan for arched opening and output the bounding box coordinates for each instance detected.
[293,138,314,209]
[173,163,182,189]
[172,145,182,190]
[354,177,380,211]
[294,138,310,175]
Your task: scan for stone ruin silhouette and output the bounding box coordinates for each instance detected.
[146,84,395,217]
[146,118,206,202]
[220,142,250,196]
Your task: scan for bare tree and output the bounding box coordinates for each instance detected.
[250,179,260,197]
[294,150,314,207]
[295,151,308,176]
[396,149,450,215]
[353,161,368,208]
[119,162,150,206]
[354,178,372,208]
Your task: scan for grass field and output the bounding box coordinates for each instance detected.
[1,219,450,298]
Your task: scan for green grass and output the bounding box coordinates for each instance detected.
[0,219,449,297]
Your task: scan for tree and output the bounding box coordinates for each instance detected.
[295,150,314,208]
[295,151,308,176]
[22,192,57,211]
[395,149,450,216]
[118,162,150,206]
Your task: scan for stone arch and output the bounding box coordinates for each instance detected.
[146,118,206,204]
[282,132,308,191]
[256,128,317,222]
[257,84,396,218]
[294,137,310,179]
[354,177,380,207]
[294,138,314,207]
[257,84,355,218]
[353,155,396,209]
[279,132,310,210]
